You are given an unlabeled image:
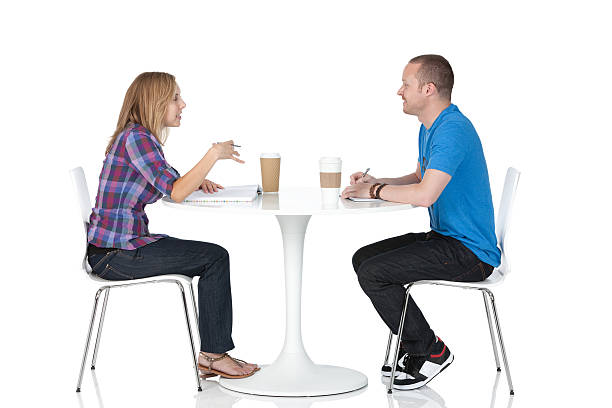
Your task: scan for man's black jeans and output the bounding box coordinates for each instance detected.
[353,230,493,356]
[87,237,235,354]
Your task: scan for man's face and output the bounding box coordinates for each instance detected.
[397,63,426,115]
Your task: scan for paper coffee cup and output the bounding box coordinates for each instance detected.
[260,153,281,193]
[319,157,342,188]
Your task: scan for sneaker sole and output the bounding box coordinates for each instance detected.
[392,353,454,391]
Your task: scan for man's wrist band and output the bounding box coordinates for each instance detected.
[369,183,381,199]
[375,183,388,199]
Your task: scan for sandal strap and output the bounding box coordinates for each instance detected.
[200,352,229,370]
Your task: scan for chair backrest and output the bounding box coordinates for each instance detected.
[69,167,93,273]
[495,167,521,276]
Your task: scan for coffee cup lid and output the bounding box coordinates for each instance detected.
[261,153,281,158]
[319,156,341,163]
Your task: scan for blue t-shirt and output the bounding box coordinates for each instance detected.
[418,104,501,267]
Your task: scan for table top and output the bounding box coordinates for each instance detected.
[162,187,414,215]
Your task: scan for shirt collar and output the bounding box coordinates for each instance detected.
[426,103,458,133]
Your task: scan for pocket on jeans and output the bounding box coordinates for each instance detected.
[457,262,488,282]
[90,251,119,274]
[97,264,134,281]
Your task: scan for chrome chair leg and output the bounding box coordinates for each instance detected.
[482,290,501,371]
[383,330,393,367]
[189,281,201,345]
[176,282,202,392]
[388,283,413,394]
[76,287,105,392]
[485,289,515,395]
[91,288,110,370]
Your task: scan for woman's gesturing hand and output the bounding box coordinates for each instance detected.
[200,179,224,193]
[212,140,245,163]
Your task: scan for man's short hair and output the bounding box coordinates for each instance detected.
[409,55,454,100]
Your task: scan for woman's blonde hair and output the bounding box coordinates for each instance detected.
[105,72,176,154]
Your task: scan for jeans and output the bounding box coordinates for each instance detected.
[353,230,493,356]
[88,237,235,354]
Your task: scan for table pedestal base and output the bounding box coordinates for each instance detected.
[219,357,367,397]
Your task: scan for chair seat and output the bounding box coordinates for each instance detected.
[412,268,506,289]
[88,272,194,285]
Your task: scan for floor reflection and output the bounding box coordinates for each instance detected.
[76,370,513,408]
[383,372,513,408]
[76,371,106,408]
[212,383,366,408]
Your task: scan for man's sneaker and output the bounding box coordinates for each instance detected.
[382,353,413,378]
[392,337,453,390]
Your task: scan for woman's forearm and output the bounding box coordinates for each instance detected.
[171,148,219,202]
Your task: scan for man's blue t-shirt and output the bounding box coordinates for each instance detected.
[418,104,501,267]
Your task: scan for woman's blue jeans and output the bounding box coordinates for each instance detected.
[88,237,235,354]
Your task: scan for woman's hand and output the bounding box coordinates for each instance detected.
[349,171,375,185]
[200,179,224,193]
[211,140,245,163]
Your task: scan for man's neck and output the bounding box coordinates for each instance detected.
[419,100,452,129]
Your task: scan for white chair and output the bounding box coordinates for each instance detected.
[385,167,520,395]
[70,167,203,392]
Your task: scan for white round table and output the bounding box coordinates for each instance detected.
[162,188,414,396]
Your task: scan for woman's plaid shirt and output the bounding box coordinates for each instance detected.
[87,123,180,249]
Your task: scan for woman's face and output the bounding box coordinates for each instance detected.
[164,85,186,127]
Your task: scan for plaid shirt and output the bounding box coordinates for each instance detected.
[88,123,180,249]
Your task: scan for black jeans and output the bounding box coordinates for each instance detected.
[88,237,235,354]
[353,230,493,356]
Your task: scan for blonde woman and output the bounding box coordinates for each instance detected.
[87,72,258,379]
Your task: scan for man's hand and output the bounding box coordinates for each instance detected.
[341,182,373,199]
[349,171,375,185]
[200,179,224,193]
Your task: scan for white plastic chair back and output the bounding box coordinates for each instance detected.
[69,167,93,274]
[494,167,521,276]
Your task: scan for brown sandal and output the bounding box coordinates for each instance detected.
[198,353,260,379]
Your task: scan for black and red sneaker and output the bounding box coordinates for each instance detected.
[392,337,454,390]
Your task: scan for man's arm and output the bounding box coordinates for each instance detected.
[378,168,450,207]
[355,162,422,185]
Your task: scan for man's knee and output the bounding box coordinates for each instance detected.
[355,259,378,293]
[352,246,369,273]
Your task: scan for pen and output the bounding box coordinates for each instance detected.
[362,167,370,178]
[215,142,241,148]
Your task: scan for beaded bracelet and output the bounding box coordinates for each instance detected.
[369,183,381,199]
[375,183,388,199]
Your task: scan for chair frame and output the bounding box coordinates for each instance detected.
[70,167,203,392]
[384,168,520,395]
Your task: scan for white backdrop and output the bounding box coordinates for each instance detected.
[1,1,610,407]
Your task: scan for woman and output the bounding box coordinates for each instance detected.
[87,72,258,379]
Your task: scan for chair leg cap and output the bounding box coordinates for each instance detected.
[76,388,81,393]
[497,367,501,372]
[91,366,96,370]
[510,390,515,395]
[198,386,202,392]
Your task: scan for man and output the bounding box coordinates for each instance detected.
[342,55,500,390]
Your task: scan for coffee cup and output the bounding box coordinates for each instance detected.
[319,157,342,207]
[260,153,281,193]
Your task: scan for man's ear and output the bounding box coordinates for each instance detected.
[423,82,437,96]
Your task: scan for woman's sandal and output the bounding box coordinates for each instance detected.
[198,352,260,379]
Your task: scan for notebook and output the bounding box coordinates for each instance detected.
[347,197,383,202]
[184,185,261,203]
